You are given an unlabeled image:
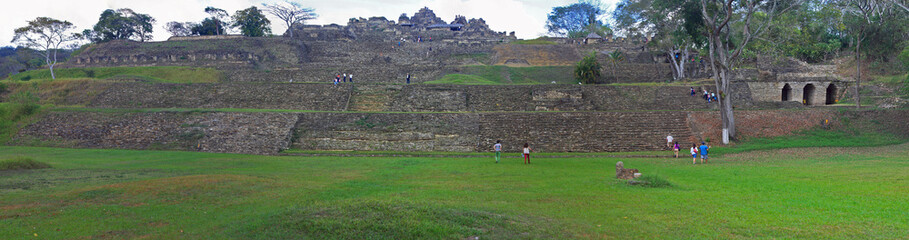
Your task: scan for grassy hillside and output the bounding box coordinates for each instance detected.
[431,66,576,85]
[0,144,907,239]
[6,66,221,83]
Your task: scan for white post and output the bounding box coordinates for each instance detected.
[722,128,729,145]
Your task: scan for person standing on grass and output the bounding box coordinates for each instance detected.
[493,140,502,163]
[666,134,674,150]
[699,142,710,164]
[349,74,354,83]
[690,144,698,164]
[690,87,696,96]
[523,143,532,164]
[406,74,411,84]
[673,142,680,158]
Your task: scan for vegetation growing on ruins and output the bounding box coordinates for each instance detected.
[436,66,576,85]
[6,66,220,83]
[509,38,558,45]
[1,143,907,239]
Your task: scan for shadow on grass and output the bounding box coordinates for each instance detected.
[242,199,571,239]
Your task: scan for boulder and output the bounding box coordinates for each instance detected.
[615,161,640,180]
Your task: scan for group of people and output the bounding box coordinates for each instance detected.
[667,135,710,164]
[493,140,533,164]
[690,87,718,103]
[333,73,354,85]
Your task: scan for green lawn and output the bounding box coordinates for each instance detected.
[433,66,577,85]
[1,143,907,239]
[6,66,221,83]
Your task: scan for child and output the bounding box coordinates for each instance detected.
[690,144,698,164]
[493,140,502,163]
[673,142,680,158]
[523,143,531,164]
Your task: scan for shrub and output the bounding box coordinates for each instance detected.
[0,81,7,93]
[575,52,601,84]
[0,157,51,171]
[899,45,909,72]
[8,91,40,118]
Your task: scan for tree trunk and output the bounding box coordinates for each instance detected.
[855,35,862,109]
[287,21,294,38]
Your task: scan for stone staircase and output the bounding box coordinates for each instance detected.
[348,85,402,112]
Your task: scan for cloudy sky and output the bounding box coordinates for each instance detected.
[2,0,619,47]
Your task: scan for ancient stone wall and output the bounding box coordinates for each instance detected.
[387,85,724,112]
[15,109,906,154]
[13,111,299,155]
[87,83,350,110]
[291,113,480,152]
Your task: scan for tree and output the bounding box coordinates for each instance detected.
[11,17,81,80]
[204,7,230,35]
[88,8,155,42]
[614,0,705,80]
[262,1,317,38]
[120,9,155,42]
[836,0,897,108]
[232,7,271,37]
[606,50,626,82]
[165,22,195,37]
[575,52,602,84]
[191,18,225,36]
[700,0,800,144]
[546,0,611,38]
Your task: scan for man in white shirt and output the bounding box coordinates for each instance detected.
[666,135,674,150]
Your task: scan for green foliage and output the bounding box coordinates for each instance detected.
[192,18,226,36]
[575,52,601,84]
[631,175,672,188]
[546,1,612,38]
[0,82,7,93]
[8,91,40,118]
[88,9,156,42]
[899,45,909,72]
[232,6,271,37]
[8,66,221,83]
[510,37,558,45]
[0,157,51,171]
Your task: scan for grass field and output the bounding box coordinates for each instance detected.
[432,66,577,85]
[1,142,907,239]
[5,66,221,83]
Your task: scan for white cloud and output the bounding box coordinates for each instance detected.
[2,0,618,47]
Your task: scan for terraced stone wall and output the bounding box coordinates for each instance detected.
[13,111,299,155]
[15,109,905,154]
[388,85,727,112]
[88,83,351,111]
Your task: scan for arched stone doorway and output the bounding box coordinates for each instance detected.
[782,84,792,101]
[803,84,816,105]
[825,84,837,105]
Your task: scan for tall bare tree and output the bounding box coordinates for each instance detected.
[262,1,317,38]
[12,17,81,80]
[837,0,892,108]
[700,0,799,144]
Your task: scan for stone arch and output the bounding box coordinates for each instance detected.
[825,84,837,105]
[782,83,792,101]
[803,84,816,105]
